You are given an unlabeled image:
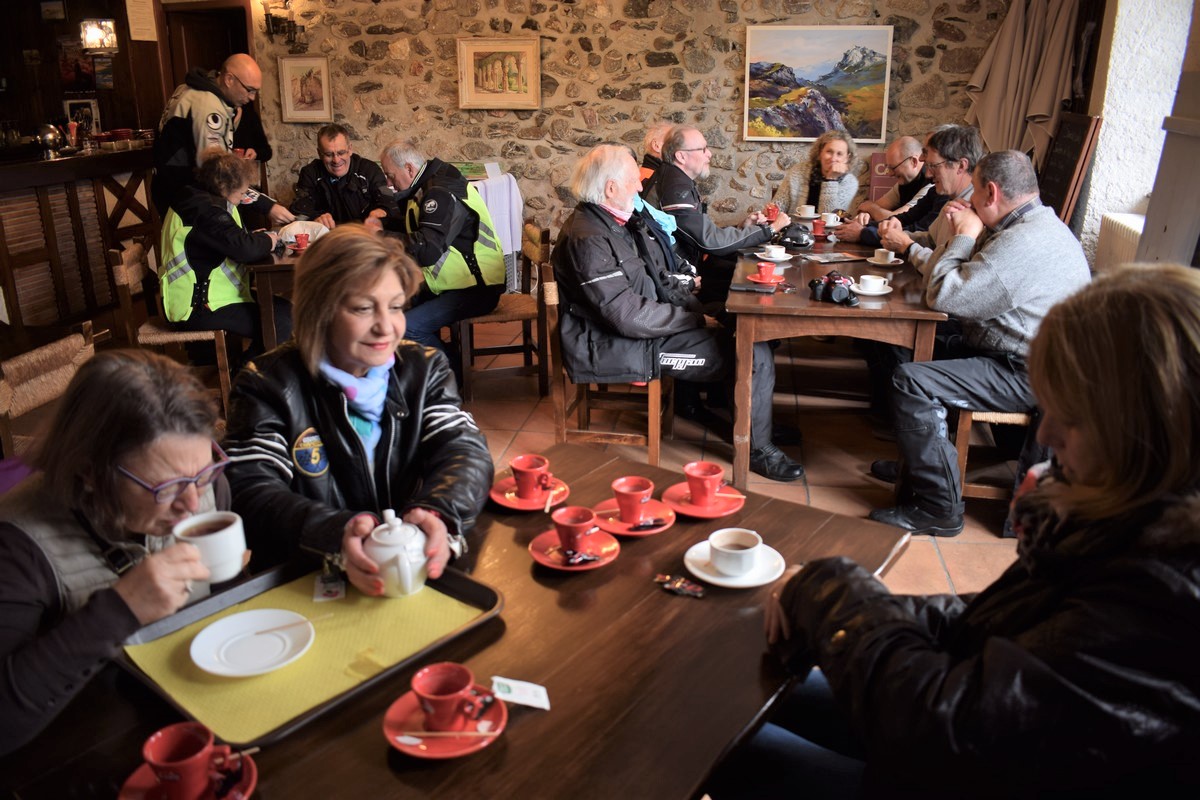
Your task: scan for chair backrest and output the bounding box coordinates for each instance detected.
[0,322,94,458]
[520,222,550,295]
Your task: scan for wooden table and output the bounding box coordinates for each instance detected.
[726,241,948,489]
[247,253,297,351]
[0,444,908,799]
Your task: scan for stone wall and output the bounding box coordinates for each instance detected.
[253,0,1010,228]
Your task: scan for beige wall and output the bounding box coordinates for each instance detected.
[252,0,1011,228]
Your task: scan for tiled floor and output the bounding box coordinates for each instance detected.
[463,322,1018,597]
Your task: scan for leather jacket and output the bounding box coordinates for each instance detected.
[223,343,493,570]
[550,203,704,384]
[289,154,396,225]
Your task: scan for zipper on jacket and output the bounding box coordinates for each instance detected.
[340,392,381,511]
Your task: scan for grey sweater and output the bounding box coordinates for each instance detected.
[920,203,1091,357]
[771,159,862,215]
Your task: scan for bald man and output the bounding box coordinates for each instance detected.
[153,54,291,224]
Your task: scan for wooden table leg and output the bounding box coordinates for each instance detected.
[732,315,755,489]
[259,272,278,351]
[913,319,937,362]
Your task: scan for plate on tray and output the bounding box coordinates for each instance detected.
[190,609,315,678]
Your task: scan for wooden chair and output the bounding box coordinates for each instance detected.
[107,239,234,416]
[0,322,94,459]
[451,222,549,401]
[539,262,674,466]
[954,409,1034,500]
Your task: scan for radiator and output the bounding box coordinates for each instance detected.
[1095,213,1145,272]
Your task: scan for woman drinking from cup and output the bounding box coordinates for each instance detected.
[0,351,224,754]
[707,264,1200,798]
[771,130,862,218]
[223,225,493,595]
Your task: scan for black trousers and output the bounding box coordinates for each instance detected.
[172,296,293,358]
[654,325,775,448]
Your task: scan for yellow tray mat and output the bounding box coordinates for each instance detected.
[123,574,481,743]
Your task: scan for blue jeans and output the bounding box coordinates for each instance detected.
[705,671,865,799]
[404,284,503,357]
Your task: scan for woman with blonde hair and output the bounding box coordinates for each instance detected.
[708,264,1200,798]
[223,225,492,593]
[771,129,862,216]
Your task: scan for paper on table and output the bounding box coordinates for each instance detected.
[124,574,479,744]
[491,676,551,710]
[804,252,868,264]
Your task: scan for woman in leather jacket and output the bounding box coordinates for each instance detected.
[708,264,1200,798]
[223,226,493,593]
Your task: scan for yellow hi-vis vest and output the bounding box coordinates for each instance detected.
[404,184,505,295]
[159,203,253,322]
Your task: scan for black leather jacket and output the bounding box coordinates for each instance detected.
[223,343,493,570]
[550,203,703,384]
[289,154,396,224]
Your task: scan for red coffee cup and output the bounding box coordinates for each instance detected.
[142,722,230,800]
[683,461,725,507]
[412,662,486,732]
[510,453,553,500]
[756,262,774,279]
[612,476,654,523]
[811,219,826,235]
[551,505,597,552]
[294,232,310,249]
[764,202,779,222]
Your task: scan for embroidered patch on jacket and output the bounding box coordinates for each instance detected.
[205,112,224,131]
[424,198,438,214]
[292,427,329,477]
[659,352,706,369]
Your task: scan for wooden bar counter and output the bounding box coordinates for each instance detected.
[0,147,157,343]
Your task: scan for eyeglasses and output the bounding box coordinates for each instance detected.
[321,149,350,160]
[118,441,230,504]
[677,145,710,154]
[924,159,950,171]
[885,155,914,174]
[230,73,259,97]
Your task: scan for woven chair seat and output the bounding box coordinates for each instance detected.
[137,320,219,345]
[467,293,537,325]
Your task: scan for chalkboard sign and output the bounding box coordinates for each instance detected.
[1038,113,1102,223]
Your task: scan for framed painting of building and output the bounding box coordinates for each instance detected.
[279,56,333,123]
[457,37,540,111]
[744,25,893,143]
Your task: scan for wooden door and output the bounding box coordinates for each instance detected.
[165,9,248,86]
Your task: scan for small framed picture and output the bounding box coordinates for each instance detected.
[63,98,100,136]
[278,55,333,123]
[457,37,541,111]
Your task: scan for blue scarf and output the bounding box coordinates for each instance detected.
[634,195,678,242]
[318,357,393,457]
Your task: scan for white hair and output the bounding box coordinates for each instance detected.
[569,144,635,205]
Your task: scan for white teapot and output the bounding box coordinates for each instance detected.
[362,509,428,597]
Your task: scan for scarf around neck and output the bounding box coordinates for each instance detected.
[318,357,393,453]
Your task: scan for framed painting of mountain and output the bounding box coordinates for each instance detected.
[744,25,893,143]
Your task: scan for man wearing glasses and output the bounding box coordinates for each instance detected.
[290,124,396,229]
[152,53,293,227]
[879,125,984,270]
[835,135,933,246]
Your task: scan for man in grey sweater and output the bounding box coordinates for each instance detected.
[869,150,1091,535]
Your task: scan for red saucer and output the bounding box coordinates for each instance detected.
[119,755,258,799]
[747,273,785,285]
[528,529,620,571]
[661,481,746,519]
[489,476,570,511]
[383,683,508,759]
[591,498,676,536]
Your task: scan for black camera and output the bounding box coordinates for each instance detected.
[809,270,858,306]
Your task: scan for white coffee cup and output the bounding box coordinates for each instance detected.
[708,527,762,576]
[174,511,246,583]
[874,248,895,263]
[859,274,888,292]
[797,204,816,218]
[763,244,785,258]
[821,212,840,226]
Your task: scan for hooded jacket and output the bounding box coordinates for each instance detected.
[550,203,704,384]
[777,489,1200,797]
[290,154,396,224]
[223,343,493,571]
[153,68,235,214]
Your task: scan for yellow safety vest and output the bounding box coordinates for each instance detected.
[159,203,253,322]
[404,184,505,295]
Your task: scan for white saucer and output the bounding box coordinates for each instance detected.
[824,220,843,229]
[754,252,792,262]
[865,257,904,266]
[793,214,819,221]
[190,608,315,677]
[851,283,893,297]
[683,541,787,589]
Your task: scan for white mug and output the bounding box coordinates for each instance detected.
[708,527,761,576]
[821,212,840,226]
[797,204,816,218]
[174,512,246,583]
[763,244,785,258]
[874,248,895,263]
[859,274,888,292]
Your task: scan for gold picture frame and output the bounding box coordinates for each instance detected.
[457,37,540,111]
[279,55,333,123]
